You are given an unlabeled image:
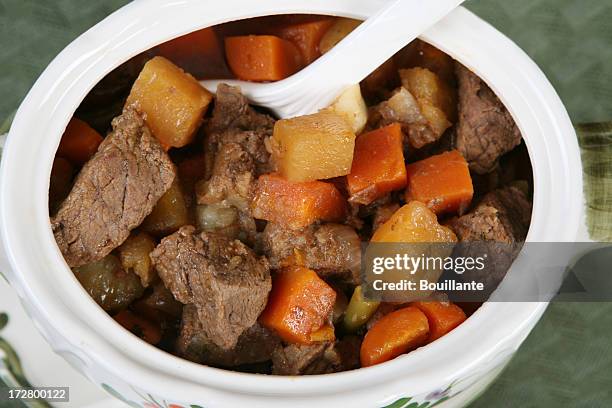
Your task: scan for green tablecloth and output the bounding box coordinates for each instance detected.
[1,1,611,407]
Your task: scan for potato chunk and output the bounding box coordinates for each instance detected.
[370,201,457,300]
[324,84,368,134]
[141,177,189,237]
[118,232,157,287]
[372,201,457,243]
[270,111,356,182]
[399,68,454,138]
[126,56,213,148]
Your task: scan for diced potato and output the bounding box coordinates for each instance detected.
[141,177,189,237]
[370,201,457,299]
[324,84,368,134]
[126,56,213,148]
[319,18,362,54]
[73,254,144,312]
[270,111,356,182]
[118,232,157,287]
[372,201,457,244]
[399,68,454,137]
[386,87,426,124]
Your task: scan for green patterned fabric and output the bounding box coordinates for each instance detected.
[0,1,611,407]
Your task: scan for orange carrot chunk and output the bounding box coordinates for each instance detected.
[412,301,467,342]
[360,306,429,367]
[57,118,103,166]
[405,150,473,215]
[260,266,337,344]
[347,123,407,205]
[225,35,304,82]
[157,27,230,79]
[113,310,162,345]
[273,18,334,64]
[252,173,346,230]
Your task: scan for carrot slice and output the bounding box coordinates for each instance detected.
[360,306,429,367]
[252,173,346,230]
[347,123,407,204]
[113,310,162,345]
[260,266,337,344]
[273,17,334,64]
[224,35,304,81]
[412,301,467,341]
[57,118,103,166]
[156,27,230,79]
[405,150,473,215]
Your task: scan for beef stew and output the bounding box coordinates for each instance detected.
[50,15,532,375]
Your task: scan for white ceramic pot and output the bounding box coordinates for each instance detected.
[0,1,584,407]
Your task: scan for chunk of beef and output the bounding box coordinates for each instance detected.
[207,83,275,134]
[261,223,362,284]
[271,337,361,375]
[150,226,271,350]
[455,63,522,174]
[450,186,531,243]
[367,87,439,149]
[52,109,176,267]
[196,85,275,241]
[203,84,274,180]
[177,305,280,367]
[448,186,532,297]
[197,142,255,211]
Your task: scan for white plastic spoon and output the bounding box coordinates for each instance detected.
[201,0,465,118]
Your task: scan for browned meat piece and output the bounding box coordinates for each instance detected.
[455,63,522,174]
[272,337,361,375]
[448,186,532,296]
[207,83,275,134]
[177,305,280,367]
[150,226,271,350]
[52,109,176,267]
[196,85,275,240]
[203,84,274,180]
[449,186,531,243]
[261,223,362,284]
[197,142,255,211]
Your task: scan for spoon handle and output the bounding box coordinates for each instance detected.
[286,0,466,91]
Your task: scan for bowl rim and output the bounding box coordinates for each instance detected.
[0,0,581,403]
